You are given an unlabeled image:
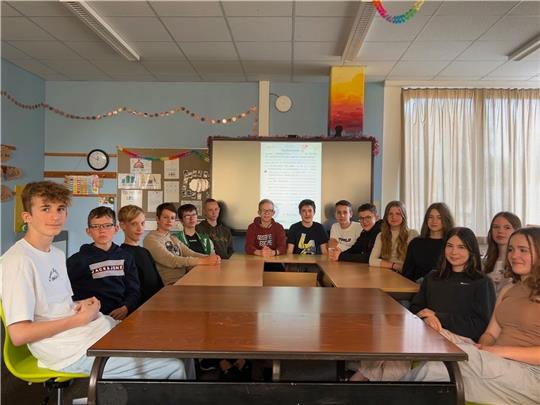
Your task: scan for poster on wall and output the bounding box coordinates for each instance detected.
[164,159,179,179]
[164,181,180,202]
[118,173,161,190]
[130,158,152,174]
[328,66,364,137]
[121,189,143,208]
[147,190,163,213]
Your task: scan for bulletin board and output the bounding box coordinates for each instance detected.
[116,147,210,228]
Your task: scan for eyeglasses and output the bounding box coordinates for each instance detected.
[182,213,198,219]
[88,223,115,230]
[260,209,274,214]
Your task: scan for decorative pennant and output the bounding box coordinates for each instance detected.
[118,146,209,162]
[372,0,424,24]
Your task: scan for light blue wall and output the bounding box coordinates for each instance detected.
[364,81,384,208]
[1,60,45,254]
[43,80,384,255]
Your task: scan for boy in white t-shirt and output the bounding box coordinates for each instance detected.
[0,181,190,379]
[329,200,362,253]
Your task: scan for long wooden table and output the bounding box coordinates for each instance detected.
[88,286,466,405]
[177,254,419,298]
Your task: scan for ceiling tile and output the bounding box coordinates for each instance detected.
[365,15,431,42]
[63,72,114,81]
[295,1,359,17]
[528,75,540,82]
[435,1,517,16]
[479,17,540,42]
[228,17,291,41]
[154,74,202,82]
[104,17,172,41]
[457,41,516,61]
[247,73,291,81]
[357,42,410,61]
[30,17,101,41]
[8,1,73,16]
[244,60,291,75]
[108,73,157,81]
[87,1,155,17]
[437,61,504,77]
[191,60,243,74]
[132,42,185,60]
[486,60,540,77]
[352,61,395,76]
[8,58,61,78]
[237,42,291,61]
[142,60,197,75]
[40,73,71,81]
[91,60,153,75]
[293,61,331,76]
[390,61,449,77]
[162,17,231,41]
[39,59,109,76]
[180,42,237,60]
[417,15,501,41]
[2,2,21,16]
[294,42,341,61]
[151,1,222,17]
[294,17,353,42]
[8,40,83,60]
[199,74,246,82]
[486,76,536,81]
[401,41,471,61]
[1,17,54,40]
[509,1,540,16]
[2,42,33,59]
[223,1,292,17]
[65,41,124,60]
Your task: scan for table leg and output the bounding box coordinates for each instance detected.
[88,356,109,405]
[272,360,281,382]
[444,361,464,405]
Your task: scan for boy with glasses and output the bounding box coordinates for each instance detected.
[245,199,286,257]
[67,206,140,320]
[329,203,382,263]
[174,203,215,255]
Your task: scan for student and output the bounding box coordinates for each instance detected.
[245,199,286,257]
[287,199,329,255]
[369,201,418,271]
[67,207,140,321]
[0,181,189,379]
[174,203,215,255]
[118,205,164,305]
[329,203,382,263]
[402,202,455,282]
[196,198,234,259]
[407,227,540,405]
[328,200,362,252]
[143,203,220,285]
[484,211,522,294]
[409,227,495,342]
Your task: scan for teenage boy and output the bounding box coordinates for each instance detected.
[329,200,362,252]
[67,207,140,321]
[118,205,164,305]
[0,181,188,378]
[287,199,329,255]
[144,202,220,285]
[174,203,215,255]
[196,198,234,259]
[329,203,382,263]
[245,199,287,257]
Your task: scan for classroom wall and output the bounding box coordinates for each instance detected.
[0,60,45,254]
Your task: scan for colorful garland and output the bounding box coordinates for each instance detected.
[1,90,256,125]
[372,0,424,24]
[118,146,209,162]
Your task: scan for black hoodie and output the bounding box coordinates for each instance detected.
[338,219,383,263]
[67,243,140,315]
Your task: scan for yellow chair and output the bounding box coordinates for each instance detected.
[0,301,88,405]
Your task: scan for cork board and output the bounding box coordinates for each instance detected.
[116,147,210,224]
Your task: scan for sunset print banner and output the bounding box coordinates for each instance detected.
[328,66,364,137]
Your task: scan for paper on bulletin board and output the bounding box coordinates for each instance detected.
[120,189,143,208]
[144,220,157,231]
[118,173,161,190]
[130,158,152,174]
[164,181,179,202]
[147,190,163,213]
[164,159,179,179]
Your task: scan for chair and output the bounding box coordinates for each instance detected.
[0,301,88,405]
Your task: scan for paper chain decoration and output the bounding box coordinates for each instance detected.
[118,146,209,162]
[1,90,256,125]
[372,0,424,24]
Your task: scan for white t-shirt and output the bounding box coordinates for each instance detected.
[0,239,116,370]
[330,222,362,252]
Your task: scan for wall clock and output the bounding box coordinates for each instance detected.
[275,95,292,113]
[87,149,109,171]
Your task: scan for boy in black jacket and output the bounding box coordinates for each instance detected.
[67,206,140,320]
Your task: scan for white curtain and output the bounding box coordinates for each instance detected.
[402,88,540,235]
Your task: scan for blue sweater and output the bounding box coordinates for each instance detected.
[67,243,141,315]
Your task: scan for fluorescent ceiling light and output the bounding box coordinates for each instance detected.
[62,1,140,61]
[342,2,376,63]
[508,34,540,62]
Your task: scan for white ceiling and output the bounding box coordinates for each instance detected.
[1,0,539,83]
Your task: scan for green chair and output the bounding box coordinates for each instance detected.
[0,301,88,405]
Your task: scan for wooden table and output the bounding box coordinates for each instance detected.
[88,286,465,405]
[177,254,419,298]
